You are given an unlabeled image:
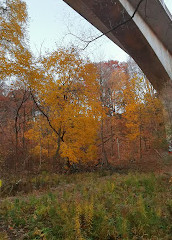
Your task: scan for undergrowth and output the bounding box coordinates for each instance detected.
[0,172,172,239]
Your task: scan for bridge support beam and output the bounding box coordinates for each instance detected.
[63,0,172,91]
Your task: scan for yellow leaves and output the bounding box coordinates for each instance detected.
[1,0,27,41]
[74,199,94,240]
[61,142,77,163]
[119,74,164,144]
[86,145,98,162]
[25,117,57,158]
[34,227,46,240]
[0,0,31,84]
[0,2,103,168]
[59,115,99,163]
[23,49,102,164]
[33,145,48,157]
[12,0,27,23]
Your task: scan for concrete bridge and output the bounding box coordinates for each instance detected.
[63,0,172,151]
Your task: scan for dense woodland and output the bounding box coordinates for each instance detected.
[0,0,167,174]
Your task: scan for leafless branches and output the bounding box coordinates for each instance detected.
[67,0,145,50]
[30,90,65,142]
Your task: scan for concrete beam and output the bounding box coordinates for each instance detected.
[63,0,172,92]
[119,0,172,90]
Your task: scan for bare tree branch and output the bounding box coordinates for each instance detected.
[97,133,116,147]
[68,0,145,50]
[30,90,65,142]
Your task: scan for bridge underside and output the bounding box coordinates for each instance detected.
[63,0,172,92]
[63,0,172,151]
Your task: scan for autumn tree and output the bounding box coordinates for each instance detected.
[109,71,165,161]
[0,0,32,85]
[0,0,102,172]
[25,48,102,171]
[0,0,37,172]
[96,61,128,165]
[95,59,165,165]
[0,85,35,172]
[0,0,166,174]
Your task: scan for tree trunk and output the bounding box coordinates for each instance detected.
[39,125,42,171]
[117,137,120,160]
[15,117,19,172]
[101,119,108,167]
[22,106,26,151]
[53,127,62,170]
[159,81,172,154]
[139,124,142,160]
[110,119,114,157]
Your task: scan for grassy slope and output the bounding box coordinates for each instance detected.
[0,172,172,240]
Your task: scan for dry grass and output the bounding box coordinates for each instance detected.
[0,172,172,239]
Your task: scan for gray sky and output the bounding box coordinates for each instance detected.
[26,0,172,62]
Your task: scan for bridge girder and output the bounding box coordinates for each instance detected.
[63,0,172,92]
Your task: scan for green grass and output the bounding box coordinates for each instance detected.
[0,172,172,239]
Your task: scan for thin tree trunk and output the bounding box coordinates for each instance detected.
[110,119,114,157]
[117,137,120,160]
[14,90,29,170]
[22,105,26,150]
[53,127,62,170]
[139,124,142,160]
[39,125,42,171]
[139,107,142,160]
[48,139,50,159]
[101,119,108,167]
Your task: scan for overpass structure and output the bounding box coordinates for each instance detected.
[63,0,172,151]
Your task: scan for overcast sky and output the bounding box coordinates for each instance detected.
[26,0,172,62]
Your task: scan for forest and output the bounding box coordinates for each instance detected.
[0,0,167,174]
[0,1,172,239]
